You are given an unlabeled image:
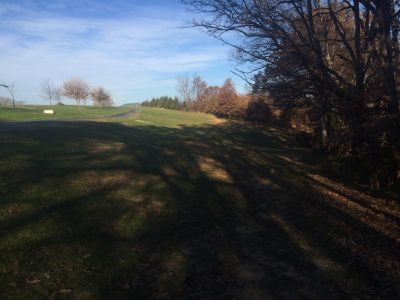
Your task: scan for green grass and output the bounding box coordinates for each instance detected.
[131,107,222,127]
[0,107,398,299]
[0,106,220,128]
[0,105,130,122]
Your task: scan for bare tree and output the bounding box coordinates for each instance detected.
[52,87,63,105]
[40,79,54,106]
[176,75,195,108]
[176,75,209,110]
[8,82,16,109]
[183,0,400,188]
[0,82,16,108]
[62,78,90,108]
[91,86,114,107]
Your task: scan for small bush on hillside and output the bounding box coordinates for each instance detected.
[245,96,272,122]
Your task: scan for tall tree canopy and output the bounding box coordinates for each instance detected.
[183,0,400,188]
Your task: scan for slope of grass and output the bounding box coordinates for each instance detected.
[130,107,223,127]
[0,109,399,299]
[0,105,130,122]
[0,105,220,128]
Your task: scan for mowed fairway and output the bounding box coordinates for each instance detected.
[0,107,399,299]
[0,106,132,122]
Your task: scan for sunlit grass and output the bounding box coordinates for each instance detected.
[131,107,223,127]
[0,105,222,128]
[0,105,130,121]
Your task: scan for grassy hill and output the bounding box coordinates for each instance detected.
[0,105,221,127]
[121,107,223,127]
[0,105,130,122]
[0,106,398,299]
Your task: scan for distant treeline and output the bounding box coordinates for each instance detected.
[141,96,182,110]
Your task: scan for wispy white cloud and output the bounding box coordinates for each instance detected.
[0,1,236,104]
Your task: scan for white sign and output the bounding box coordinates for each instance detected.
[43,110,54,114]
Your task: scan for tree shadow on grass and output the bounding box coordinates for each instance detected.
[0,120,399,299]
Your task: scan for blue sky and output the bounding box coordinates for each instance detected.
[0,0,246,105]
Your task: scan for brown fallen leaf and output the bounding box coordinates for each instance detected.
[26,279,41,284]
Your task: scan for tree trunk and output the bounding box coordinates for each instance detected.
[376,0,399,113]
[320,111,329,148]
